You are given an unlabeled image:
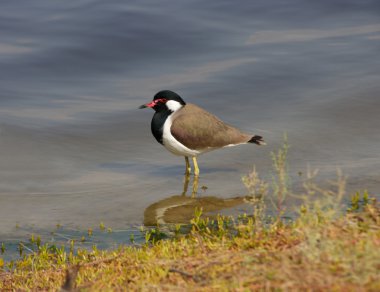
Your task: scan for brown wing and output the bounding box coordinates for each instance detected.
[170,104,251,150]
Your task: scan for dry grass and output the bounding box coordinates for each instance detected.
[1,141,379,291]
[1,200,379,291]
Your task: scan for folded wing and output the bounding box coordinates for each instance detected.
[170,104,251,151]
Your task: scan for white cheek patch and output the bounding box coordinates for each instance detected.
[166,100,183,112]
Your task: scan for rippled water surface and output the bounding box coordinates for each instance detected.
[1,0,379,256]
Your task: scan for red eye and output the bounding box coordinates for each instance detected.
[143,98,168,108]
[155,98,167,104]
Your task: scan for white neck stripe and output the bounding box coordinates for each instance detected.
[166,100,183,112]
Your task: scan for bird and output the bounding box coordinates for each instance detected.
[139,90,265,176]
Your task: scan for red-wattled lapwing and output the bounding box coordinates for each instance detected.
[139,90,265,176]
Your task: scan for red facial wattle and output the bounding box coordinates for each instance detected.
[144,98,167,108]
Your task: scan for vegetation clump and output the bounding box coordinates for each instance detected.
[1,142,379,291]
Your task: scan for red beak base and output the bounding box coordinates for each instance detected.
[139,98,167,109]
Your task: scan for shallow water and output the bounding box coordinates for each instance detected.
[1,0,380,258]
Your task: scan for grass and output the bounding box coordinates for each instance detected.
[1,141,379,291]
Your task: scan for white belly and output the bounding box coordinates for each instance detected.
[162,115,200,157]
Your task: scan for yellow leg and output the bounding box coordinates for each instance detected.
[182,173,190,196]
[192,156,200,177]
[191,175,199,198]
[185,157,191,175]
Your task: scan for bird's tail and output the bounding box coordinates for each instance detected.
[248,135,266,145]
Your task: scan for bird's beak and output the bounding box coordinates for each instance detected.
[139,101,155,109]
[138,98,167,109]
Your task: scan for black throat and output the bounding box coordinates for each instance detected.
[151,109,172,145]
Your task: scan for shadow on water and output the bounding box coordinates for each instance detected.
[144,174,248,226]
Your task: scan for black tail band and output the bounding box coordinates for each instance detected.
[248,135,265,145]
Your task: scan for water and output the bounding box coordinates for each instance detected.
[1,0,380,258]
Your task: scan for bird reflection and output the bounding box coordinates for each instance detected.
[181,173,199,197]
[144,174,247,226]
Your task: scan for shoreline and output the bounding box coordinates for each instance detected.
[1,194,379,290]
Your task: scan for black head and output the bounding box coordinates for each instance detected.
[139,90,186,112]
[153,90,186,105]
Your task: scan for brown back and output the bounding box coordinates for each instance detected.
[170,104,251,150]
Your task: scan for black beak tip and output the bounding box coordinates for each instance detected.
[139,104,147,109]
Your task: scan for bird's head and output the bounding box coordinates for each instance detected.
[139,90,186,113]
